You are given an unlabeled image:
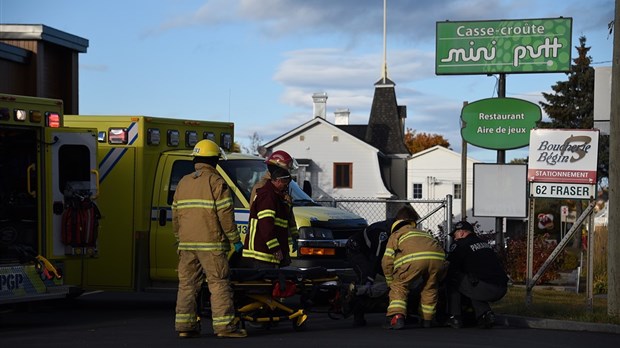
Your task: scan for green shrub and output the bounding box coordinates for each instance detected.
[593,273,608,295]
[560,248,579,271]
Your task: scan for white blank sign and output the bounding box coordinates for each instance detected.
[473,163,527,218]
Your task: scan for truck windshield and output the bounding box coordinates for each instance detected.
[288,180,318,206]
[218,157,317,206]
[218,159,267,202]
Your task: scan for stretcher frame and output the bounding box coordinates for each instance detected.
[199,267,339,332]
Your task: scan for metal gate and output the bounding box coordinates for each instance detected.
[316,196,453,246]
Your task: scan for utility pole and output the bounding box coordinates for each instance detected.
[608,0,620,317]
[461,101,468,221]
[496,74,506,250]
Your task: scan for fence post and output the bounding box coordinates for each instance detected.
[445,194,453,249]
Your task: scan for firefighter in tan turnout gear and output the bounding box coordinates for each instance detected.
[382,217,447,330]
[172,139,247,339]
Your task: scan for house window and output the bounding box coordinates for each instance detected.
[333,163,352,188]
[412,183,422,199]
[454,183,462,199]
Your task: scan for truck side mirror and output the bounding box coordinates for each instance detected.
[302,180,312,197]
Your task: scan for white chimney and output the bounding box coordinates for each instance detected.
[312,92,328,119]
[334,108,350,125]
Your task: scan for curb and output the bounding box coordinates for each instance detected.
[498,315,620,334]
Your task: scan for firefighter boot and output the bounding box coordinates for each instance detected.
[383,314,405,330]
[217,329,248,338]
[178,331,200,338]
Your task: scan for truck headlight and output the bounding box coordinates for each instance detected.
[298,227,333,240]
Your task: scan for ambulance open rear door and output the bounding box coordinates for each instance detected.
[44,128,98,272]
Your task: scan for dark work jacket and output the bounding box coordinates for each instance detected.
[346,219,394,282]
[243,180,291,264]
[447,234,509,286]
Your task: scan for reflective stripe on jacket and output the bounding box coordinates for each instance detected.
[243,180,292,264]
[172,163,239,251]
[382,223,445,283]
[250,173,298,239]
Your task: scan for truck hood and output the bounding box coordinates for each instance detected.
[292,205,367,226]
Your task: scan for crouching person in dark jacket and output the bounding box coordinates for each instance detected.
[446,221,509,329]
[342,205,420,327]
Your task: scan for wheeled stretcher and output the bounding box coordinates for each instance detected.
[199,267,339,331]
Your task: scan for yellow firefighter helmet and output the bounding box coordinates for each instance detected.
[193,139,221,157]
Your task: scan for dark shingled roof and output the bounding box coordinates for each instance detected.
[336,124,367,142]
[364,78,410,155]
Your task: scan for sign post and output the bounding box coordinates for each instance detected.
[526,129,599,308]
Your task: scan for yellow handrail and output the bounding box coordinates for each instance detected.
[27,163,36,198]
[90,169,100,199]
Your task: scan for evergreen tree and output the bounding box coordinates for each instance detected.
[538,35,609,185]
[539,36,594,129]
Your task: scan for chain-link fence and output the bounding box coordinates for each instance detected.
[316,196,453,246]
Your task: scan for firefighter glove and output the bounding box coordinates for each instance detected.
[234,241,244,253]
[273,249,284,261]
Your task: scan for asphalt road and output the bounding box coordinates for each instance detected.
[1,291,618,348]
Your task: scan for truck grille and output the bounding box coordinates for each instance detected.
[310,218,367,239]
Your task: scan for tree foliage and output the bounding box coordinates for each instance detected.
[538,36,609,185]
[404,128,450,154]
[242,131,263,155]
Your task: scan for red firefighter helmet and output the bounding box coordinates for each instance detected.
[265,150,298,172]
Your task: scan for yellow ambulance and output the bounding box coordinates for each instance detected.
[0,94,98,305]
[63,115,367,293]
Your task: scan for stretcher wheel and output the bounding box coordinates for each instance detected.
[292,313,308,331]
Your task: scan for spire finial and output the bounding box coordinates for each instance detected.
[382,0,388,83]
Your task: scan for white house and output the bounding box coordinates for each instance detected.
[407,145,495,233]
[263,114,394,200]
[263,79,411,201]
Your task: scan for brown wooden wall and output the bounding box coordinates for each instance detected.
[1,39,80,114]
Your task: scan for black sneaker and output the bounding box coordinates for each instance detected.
[447,315,463,329]
[478,311,495,329]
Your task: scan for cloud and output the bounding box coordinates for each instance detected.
[187,0,613,159]
[274,48,378,88]
[148,0,520,43]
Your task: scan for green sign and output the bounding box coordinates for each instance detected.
[436,18,572,75]
[461,97,541,150]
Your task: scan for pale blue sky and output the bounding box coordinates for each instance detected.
[1,0,614,161]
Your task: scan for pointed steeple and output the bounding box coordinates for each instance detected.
[365,0,409,155]
[381,0,389,84]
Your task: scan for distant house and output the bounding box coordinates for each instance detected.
[0,24,89,114]
[263,76,411,202]
[407,145,495,233]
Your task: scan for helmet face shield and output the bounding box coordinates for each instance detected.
[289,158,299,172]
[219,148,228,161]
